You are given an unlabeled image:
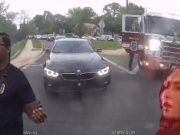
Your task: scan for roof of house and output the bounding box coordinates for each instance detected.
[83,23,98,29]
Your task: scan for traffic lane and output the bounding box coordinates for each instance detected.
[22,59,163,135]
[23,40,53,68]
[41,40,53,50]
[37,40,53,62]
[101,53,138,71]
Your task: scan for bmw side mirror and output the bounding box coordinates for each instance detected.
[96,48,102,52]
[45,48,50,53]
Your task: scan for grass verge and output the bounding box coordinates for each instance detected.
[31,39,42,49]
[91,40,121,50]
[11,40,27,59]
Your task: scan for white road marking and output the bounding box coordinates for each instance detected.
[28,63,44,67]
[37,52,45,60]
[21,66,28,70]
[21,63,44,70]
[103,57,139,75]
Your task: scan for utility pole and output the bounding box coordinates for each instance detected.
[126,0,129,13]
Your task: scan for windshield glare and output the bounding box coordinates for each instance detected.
[146,16,180,36]
[52,40,94,53]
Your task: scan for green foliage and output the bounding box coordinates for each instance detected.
[67,7,97,36]
[31,39,42,49]
[0,16,17,43]
[0,0,18,43]
[11,40,27,57]
[127,3,144,15]
[102,2,144,35]
[103,2,123,17]
[33,11,66,35]
[16,23,29,41]
[1,0,145,40]
[91,40,121,50]
[0,0,9,16]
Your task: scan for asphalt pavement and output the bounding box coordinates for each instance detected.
[22,41,164,135]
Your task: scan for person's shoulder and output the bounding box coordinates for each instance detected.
[9,64,22,72]
[8,64,25,77]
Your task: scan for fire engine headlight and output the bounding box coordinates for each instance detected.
[44,67,59,77]
[149,39,161,51]
[97,66,110,76]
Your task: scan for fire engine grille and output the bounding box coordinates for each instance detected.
[62,73,96,81]
[161,42,180,64]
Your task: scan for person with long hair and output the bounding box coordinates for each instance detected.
[156,67,180,135]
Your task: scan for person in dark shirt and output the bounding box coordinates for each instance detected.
[0,32,47,135]
[128,51,134,71]
[156,67,180,135]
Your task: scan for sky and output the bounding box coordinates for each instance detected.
[5,0,180,18]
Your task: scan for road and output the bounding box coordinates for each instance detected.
[22,41,164,135]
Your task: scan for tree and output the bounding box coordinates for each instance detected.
[6,11,18,22]
[52,14,66,34]
[102,2,144,35]
[33,15,45,34]
[32,11,66,34]
[103,2,123,35]
[67,7,97,36]
[0,16,17,42]
[127,3,144,15]
[103,2,123,18]
[0,0,17,42]
[18,10,30,24]
[0,0,9,16]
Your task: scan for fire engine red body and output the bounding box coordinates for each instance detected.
[122,13,180,71]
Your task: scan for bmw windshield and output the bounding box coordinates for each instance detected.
[52,40,94,53]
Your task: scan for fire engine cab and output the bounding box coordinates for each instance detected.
[122,13,180,72]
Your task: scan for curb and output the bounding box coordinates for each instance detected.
[10,50,21,60]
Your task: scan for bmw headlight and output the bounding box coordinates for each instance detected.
[44,67,59,77]
[98,66,110,76]
[149,39,161,51]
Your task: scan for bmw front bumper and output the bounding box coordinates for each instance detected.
[43,72,111,92]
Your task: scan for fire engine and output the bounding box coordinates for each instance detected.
[122,12,180,72]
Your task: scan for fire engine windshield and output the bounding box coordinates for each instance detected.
[146,15,180,36]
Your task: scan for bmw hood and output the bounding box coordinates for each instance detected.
[46,52,107,73]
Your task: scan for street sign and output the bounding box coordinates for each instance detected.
[99,19,105,29]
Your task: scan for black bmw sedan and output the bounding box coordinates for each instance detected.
[43,38,111,92]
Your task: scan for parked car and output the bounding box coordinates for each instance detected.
[96,34,114,41]
[65,33,79,38]
[96,35,107,41]
[55,35,66,40]
[47,35,55,41]
[106,35,114,41]
[43,38,111,92]
[82,35,97,40]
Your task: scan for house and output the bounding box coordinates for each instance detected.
[83,23,99,36]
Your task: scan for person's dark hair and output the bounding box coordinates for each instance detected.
[0,32,11,48]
